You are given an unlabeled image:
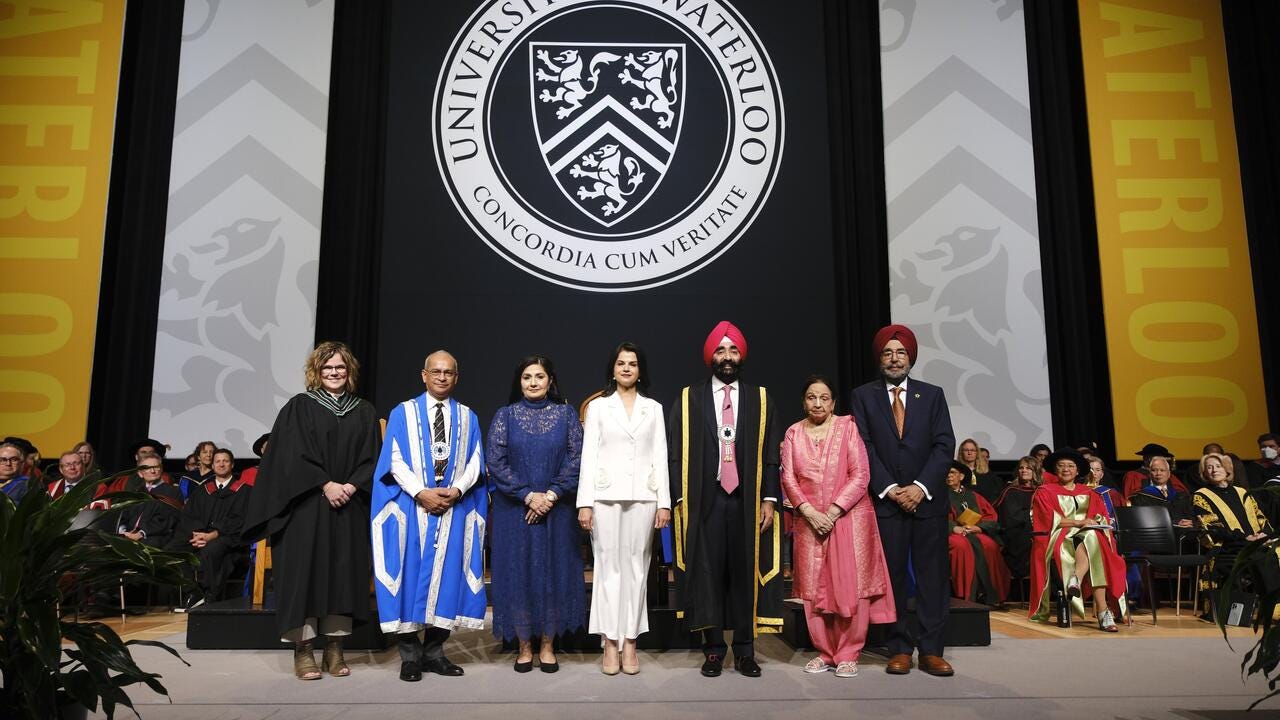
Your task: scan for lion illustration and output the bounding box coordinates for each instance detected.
[618,49,680,129]
[536,49,622,119]
[569,144,646,217]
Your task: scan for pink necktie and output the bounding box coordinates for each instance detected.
[720,386,739,494]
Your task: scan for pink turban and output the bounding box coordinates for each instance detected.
[872,324,918,364]
[703,320,748,367]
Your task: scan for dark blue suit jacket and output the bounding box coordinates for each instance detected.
[849,377,955,519]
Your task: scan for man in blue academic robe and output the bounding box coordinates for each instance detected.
[373,351,486,682]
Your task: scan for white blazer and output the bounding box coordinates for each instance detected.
[576,393,671,508]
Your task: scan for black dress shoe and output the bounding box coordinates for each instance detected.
[399,661,423,682]
[423,657,464,676]
[514,659,533,673]
[734,656,762,677]
[700,654,723,677]
[540,659,560,674]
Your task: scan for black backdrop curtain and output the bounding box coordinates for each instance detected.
[1223,0,1280,434]
[88,0,185,471]
[314,0,391,403]
[1023,0,1116,458]
[823,0,892,404]
[87,2,1275,471]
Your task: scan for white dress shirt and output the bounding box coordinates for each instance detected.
[389,396,481,499]
[875,376,933,502]
[709,377,776,504]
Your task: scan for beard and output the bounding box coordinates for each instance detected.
[713,359,741,384]
[879,362,910,385]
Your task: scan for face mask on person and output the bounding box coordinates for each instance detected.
[1264,446,1279,461]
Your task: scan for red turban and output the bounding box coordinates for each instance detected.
[703,320,748,367]
[872,324,918,364]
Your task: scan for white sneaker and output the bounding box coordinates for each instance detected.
[834,661,859,678]
[803,657,833,673]
[1099,609,1118,632]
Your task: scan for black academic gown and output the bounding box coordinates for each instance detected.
[667,380,784,651]
[116,482,183,548]
[995,484,1035,578]
[243,393,380,637]
[165,477,252,599]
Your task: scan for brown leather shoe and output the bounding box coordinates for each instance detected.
[885,653,913,675]
[918,654,954,677]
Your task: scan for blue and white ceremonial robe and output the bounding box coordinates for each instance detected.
[373,394,487,633]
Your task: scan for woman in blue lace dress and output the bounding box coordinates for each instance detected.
[487,355,585,673]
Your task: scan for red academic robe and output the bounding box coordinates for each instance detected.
[1028,482,1128,621]
[947,490,1010,603]
[1123,468,1187,499]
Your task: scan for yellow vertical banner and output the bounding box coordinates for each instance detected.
[1078,0,1268,459]
[0,1,126,456]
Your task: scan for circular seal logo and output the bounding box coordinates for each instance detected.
[433,0,784,292]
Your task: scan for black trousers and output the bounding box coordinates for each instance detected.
[877,511,950,656]
[697,486,753,659]
[398,627,451,663]
[165,536,237,600]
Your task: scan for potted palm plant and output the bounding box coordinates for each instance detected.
[1215,525,1280,710]
[0,474,195,718]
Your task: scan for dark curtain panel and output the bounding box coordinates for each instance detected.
[1223,0,1280,435]
[314,0,391,403]
[1022,0,1115,458]
[823,0,891,405]
[87,0,184,472]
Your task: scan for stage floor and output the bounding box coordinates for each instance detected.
[88,604,1278,719]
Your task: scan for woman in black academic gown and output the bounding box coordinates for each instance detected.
[244,341,380,681]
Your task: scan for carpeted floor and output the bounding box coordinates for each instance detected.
[93,609,1280,720]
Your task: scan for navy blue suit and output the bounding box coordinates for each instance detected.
[850,377,955,657]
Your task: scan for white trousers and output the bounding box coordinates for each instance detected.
[588,500,656,643]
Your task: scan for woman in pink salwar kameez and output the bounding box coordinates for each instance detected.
[781,376,896,678]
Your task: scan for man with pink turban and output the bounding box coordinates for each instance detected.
[668,321,783,679]
[849,324,957,677]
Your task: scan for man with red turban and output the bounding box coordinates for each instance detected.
[668,320,783,679]
[849,324,957,677]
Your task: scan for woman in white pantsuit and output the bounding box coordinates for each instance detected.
[578,342,672,676]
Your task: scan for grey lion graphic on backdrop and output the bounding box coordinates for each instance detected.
[532,43,685,226]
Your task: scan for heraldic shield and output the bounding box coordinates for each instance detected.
[530,42,685,228]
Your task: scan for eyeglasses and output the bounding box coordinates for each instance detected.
[423,369,457,378]
[139,465,162,471]
[880,349,910,360]
[0,457,20,464]
[320,364,348,375]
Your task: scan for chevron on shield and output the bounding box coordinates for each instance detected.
[531,42,685,227]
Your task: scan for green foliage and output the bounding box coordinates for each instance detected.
[0,472,196,719]
[1216,496,1280,710]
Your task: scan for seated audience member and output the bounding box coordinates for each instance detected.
[73,441,102,483]
[178,440,216,500]
[0,441,29,501]
[1029,449,1127,632]
[236,433,269,488]
[1181,443,1224,491]
[958,438,1004,502]
[47,450,90,501]
[995,456,1041,580]
[1129,456,1196,542]
[1086,457,1125,526]
[116,458,183,548]
[96,438,172,509]
[1247,433,1280,490]
[4,437,43,487]
[946,462,1010,606]
[165,448,252,609]
[184,454,199,474]
[1193,452,1280,605]
[1029,443,1053,484]
[1123,443,1189,499]
[979,447,992,474]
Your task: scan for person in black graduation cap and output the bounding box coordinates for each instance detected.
[165,448,251,611]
